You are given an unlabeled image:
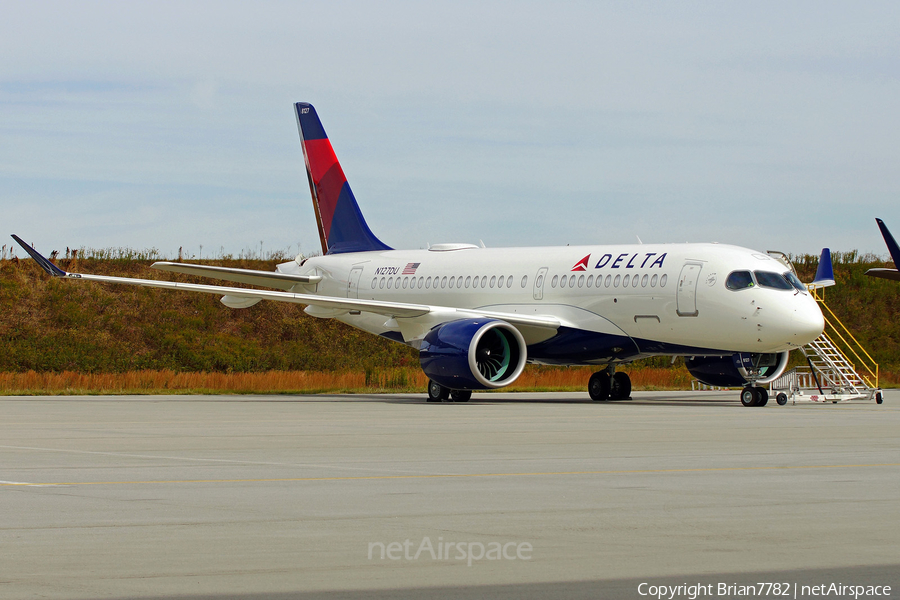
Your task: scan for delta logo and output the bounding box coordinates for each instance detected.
[571,255,590,271]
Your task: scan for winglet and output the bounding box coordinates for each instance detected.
[10,235,67,277]
[866,218,900,281]
[810,248,835,288]
[294,102,392,255]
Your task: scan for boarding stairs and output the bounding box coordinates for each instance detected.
[769,288,882,404]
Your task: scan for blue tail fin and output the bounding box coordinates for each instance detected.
[866,218,900,281]
[876,218,900,267]
[812,248,835,288]
[294,103,392,255]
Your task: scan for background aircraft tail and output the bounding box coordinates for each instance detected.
[866,218,900,281]
[294,103,392,255]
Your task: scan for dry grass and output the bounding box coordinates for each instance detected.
[0,366,692,395]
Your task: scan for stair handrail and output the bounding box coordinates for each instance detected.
[810,288,879,388]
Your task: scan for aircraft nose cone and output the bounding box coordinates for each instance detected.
[791,303,825,345]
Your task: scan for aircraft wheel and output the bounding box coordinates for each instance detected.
[588,372,611,401]
[776,393,788,406]
[740,387,759,407]
[610,372,632,400]
[427,380,450,402]
[450,390,472,402]
[876,392,883,405]
[757,388,769,406]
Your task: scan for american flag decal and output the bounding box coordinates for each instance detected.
[402,262,420,275]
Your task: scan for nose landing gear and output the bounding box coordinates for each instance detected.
[740,386,769,407]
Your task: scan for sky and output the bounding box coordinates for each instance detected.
[2,1,899,261]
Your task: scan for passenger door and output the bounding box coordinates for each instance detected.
[676,263,702,317]
[533,267,548,300]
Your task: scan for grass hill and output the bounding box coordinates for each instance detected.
[1,248,897,393]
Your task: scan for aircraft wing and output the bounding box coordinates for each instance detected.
[150,261,322,290]
[11,236,560,333]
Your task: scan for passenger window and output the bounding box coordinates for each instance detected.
[371,278,377,289]
[490,276,496,288]
[650,274,658,287]
[465,276,471,288]
[507,275,513,288]
[448,276,455,288]
[726,271,754,291]
[614,274,621,287]
[402,277,408,289]
[754,271,792,290]
[380,277,385,289]
[605,274,612,287]
[560,275,567,289]
[441,276,447,288]
[551,275,558,288]
[586,275,593,287]
[387,278,393,289]
[641,274,648,287]
[632,276,638,288]
[425,277,431,289]
[660,274,668,287]
[578,275,585,288]
[521,275,528,288]
[622,274,630,287]
[481,276,487,287]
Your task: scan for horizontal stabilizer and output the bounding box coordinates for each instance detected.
[809,248,835,288]
[865,268,900,281]
[151,262,322,291]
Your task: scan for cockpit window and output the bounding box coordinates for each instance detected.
[754,271,793,290]
[726,271,754,290]
[783,271,806,292]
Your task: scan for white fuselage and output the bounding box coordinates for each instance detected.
[296,242,824,365]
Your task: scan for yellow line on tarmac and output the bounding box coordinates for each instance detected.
[3,463,899,487]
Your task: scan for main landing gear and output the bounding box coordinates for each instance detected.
[427,380,472,402]
[740,386,769,407]
[588,368,631,402]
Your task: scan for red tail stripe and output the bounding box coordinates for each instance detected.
[303,139,344,185]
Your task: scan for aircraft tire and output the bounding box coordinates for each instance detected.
[610,372,632,400]
[757,388,769,406]
[740,387,759,407]
[450,390,472,402]
[427,380,450,402]
[776,393,788,406]
[588,372,611,401]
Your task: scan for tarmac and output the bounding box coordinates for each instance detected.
[1,390,898,599]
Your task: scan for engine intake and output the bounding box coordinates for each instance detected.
[686,352,790,388]
[419,319,527,390]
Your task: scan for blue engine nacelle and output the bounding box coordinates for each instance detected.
[685,352,790,387]
[419,319,527,390]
